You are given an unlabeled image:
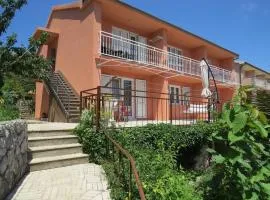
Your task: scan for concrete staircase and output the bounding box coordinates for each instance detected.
[49,71,81,122]
[28,128,88,171]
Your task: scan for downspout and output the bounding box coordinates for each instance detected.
[239,64,243,87]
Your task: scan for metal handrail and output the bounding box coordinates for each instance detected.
[48,71,70,120]
[56,72,71,113]
[99,31,234,83]
[104,133,146,200]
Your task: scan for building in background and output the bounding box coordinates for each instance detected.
[236,61,270,90]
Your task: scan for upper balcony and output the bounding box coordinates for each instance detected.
[243,77,270,90]
[99,31,235,84]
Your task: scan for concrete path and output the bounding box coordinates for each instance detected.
[8,164,110,200]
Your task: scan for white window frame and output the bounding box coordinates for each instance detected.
[169,85,191,105]
[182,87,191,105]
[169,85,181,104]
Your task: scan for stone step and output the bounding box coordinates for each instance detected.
[28,129,74,137]
[57,92,77,97]
[65,106,80,111]
[62,101,80,106]
[28,135,78,147]
[29,153,89,171]
[62,98,80,101]
[29,143,83,159]
[69,114,80,118]
[69,110,80,114]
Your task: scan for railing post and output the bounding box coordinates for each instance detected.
[208,97,211,123]
[170,96,173,124]
[96,86,101,132]
[222,69,225,82]
[80,91,83,115]
[189,58,192,74]
[99,31,102,54]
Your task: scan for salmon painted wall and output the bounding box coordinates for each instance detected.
[35,81,50,119]
[46,1,102,94]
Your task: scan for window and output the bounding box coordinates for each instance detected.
[167,46,182,71]
[111,79,121,99]
[50,48,57,70]
[111,27,147,62]
[169,85,191,105]
[182,87,191,105]
[169,85,180,104]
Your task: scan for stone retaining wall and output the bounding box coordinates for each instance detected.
[0,120,28,199]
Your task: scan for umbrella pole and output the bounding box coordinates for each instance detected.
[202,58,220,122]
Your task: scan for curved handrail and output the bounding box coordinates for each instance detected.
[104,133,146,200]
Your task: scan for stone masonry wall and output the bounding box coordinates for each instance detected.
[0,120,28,199]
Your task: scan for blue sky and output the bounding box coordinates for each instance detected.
[3,0,270,72]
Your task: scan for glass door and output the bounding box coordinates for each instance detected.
[122,79,134,120]
[130,33,138,61]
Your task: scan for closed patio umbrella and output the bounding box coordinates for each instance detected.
[200,59,212,98]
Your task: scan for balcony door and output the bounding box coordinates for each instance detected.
[135,79,147,118]
[112,27,147,62]
[122,78,135,120]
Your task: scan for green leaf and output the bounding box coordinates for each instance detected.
[264,125,270,129]
[253,120,268,138]
[213,154,225,164]
[228,131,244,144]
[260,183,270,195]
[222,108,232,126]
[251,171,265,184]
[206,148,216,154]
[237,158,252,170]
[258,111,268,125]
[237,169,247,182]
[250,108,259,119]
[232,112,248,133]
[246,192,259,200]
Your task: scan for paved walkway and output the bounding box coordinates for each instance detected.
[8,164,110,200]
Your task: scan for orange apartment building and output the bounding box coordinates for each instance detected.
[34,0,240,123]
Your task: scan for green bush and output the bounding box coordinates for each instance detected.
[106,123,223,199]
[0,105,19,121]
[204,86,270,200]
[75,109,222,199]
[110,123,220,169]
[74,109,106,163]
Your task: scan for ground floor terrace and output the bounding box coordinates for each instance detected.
[80,65,235,127]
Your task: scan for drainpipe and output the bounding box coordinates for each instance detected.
[239,64,243,87]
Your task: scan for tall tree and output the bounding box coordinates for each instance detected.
[0,0,27,36]
[0,0,51,98]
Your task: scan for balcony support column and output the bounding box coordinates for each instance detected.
[150,29,168,67]
[148,76,169,121]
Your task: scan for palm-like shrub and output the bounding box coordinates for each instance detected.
[206,86,270,200]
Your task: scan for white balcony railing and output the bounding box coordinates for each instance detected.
[243,77,270,90]
[100,31,234,83]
